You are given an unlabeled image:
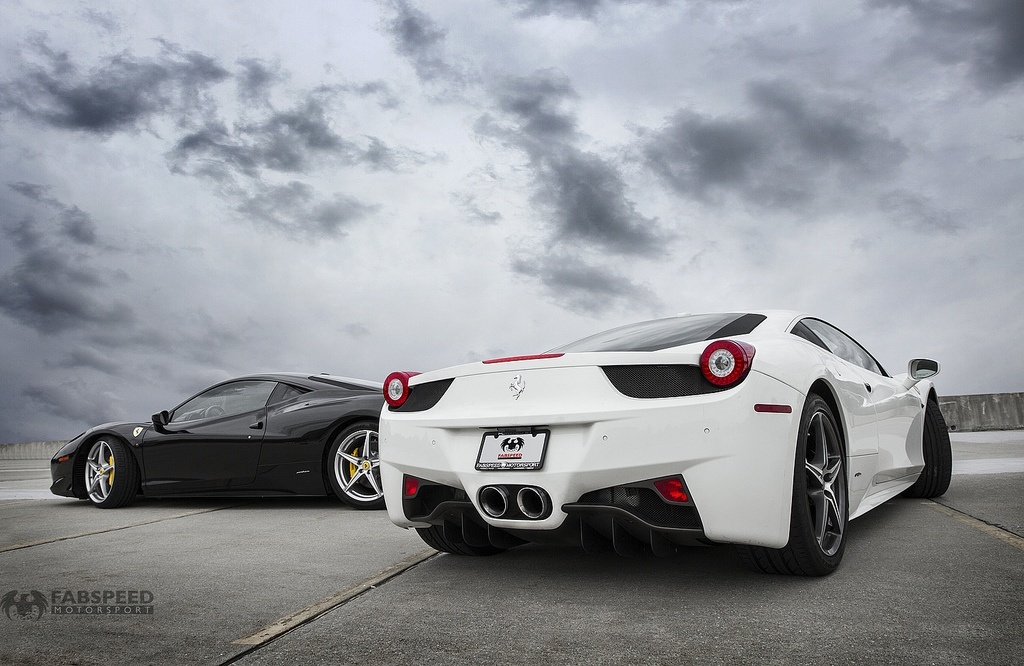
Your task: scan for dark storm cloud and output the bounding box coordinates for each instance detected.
[872,0,1024,88]
[170,87,407,182]
[383,0,463,85]
[58,206,98,245]
[235,181,378,239]
[172,92,353,176]
[236,58,283,105]
[8,182,49,202]
[23,380,119,424]
[0,185,134,334]
[0,38,229,133]
[537,148,662,255]
[2,41,395,244]
[511,253,658,315]
[491,70,578,144]
[482,70,666,257]
[168,84,402,235]
[746,81,903,169]
[643,80,906,208]
[0,240,134,333]
[643,110,768,198]
[7,182,98,245]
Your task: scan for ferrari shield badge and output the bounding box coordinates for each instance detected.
[133,427,144,438]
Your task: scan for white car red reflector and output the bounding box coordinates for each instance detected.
[754,404,793,414]
[653,477,690,503]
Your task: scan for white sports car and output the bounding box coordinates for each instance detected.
[379,311,951,575]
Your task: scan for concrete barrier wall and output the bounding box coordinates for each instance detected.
[938,393,1024,432]
[0,392,1021,459]
[0,441,68,460]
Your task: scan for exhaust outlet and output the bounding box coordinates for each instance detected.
[479,486,509,518]
[517,486,550,520]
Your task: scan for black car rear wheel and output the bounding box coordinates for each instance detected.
[328,422,385,510]
[84,437,139,508]
[738,394,847,576]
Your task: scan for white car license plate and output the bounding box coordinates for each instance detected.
[476,430,549,471]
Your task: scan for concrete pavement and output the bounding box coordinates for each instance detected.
[1,432,1021,665]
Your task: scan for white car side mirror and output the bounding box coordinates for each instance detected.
[901,358,940,389]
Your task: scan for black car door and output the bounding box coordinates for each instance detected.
[140,380,278,494]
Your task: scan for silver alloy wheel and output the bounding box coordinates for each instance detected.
[804,410,847,556]
[85,439,116,504]
[333,429,382,503]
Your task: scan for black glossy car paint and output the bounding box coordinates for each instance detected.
[50,374,383,500]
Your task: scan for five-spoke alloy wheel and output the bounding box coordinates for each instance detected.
[83,437,139,508]
[328,422,385,509]
[804,402,847,557]
[738,394,848,575]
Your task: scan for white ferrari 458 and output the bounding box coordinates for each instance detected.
[379,311,951,575]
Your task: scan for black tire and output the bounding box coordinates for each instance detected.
[415,524,506,556]
[83,437,139,509]
[326,421,385,510]
[902,400,952,498]
[737,394,848,576]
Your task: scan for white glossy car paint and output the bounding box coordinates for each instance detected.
[380,310,935,549]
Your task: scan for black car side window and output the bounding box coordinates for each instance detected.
[170,381,278,423]
[270,383,308,405]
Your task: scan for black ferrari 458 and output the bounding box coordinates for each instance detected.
[49,373,385,509]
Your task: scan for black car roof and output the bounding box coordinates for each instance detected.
[232,373,382,392]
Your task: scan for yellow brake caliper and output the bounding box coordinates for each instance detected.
[108,455,115,486]
[349,447,359,479]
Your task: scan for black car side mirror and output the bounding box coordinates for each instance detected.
[152,410,170,427]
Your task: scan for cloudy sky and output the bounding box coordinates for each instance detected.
[0,0,1021,442]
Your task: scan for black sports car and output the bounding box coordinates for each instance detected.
[50,373,385,509]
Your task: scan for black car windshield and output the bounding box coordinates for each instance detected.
[549,313,765,353]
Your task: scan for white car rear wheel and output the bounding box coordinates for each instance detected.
[738,394,847,575]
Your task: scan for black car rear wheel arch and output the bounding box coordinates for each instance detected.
[325,420,385,510]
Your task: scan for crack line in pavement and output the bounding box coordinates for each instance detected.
[0,504,244,553]
[925,500,1024,552]
[222,548,439,664]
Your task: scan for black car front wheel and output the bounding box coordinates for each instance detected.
[738,393,848,576]
[84,437,139,508]
[328,422,385,510]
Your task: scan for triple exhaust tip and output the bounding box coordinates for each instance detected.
[480,485,550,520]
